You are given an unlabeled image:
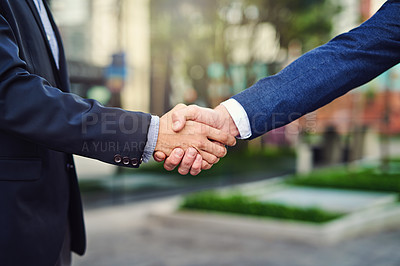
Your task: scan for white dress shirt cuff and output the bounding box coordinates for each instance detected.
[142,115,160,163]
[221,99,252,139]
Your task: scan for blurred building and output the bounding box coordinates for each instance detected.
[333,0,359,35]
[51,0,151,112]
[50,0,151,177]
[50,0,399,139]
[306,0,400,136]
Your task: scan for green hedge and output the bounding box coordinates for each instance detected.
[286,168,400,193]
[180,192,343,223]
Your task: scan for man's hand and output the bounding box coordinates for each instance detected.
[154,104,236,175]
[154,104,239,175]
[171,104,239,137]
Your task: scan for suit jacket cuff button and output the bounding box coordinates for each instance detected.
[122,157,130,165]
[131,158,139,167]
[114,154,122,164]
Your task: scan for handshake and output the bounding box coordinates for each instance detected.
[153,103,240,176]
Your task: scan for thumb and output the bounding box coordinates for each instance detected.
[153,151,166,162]
[171,105,199,132]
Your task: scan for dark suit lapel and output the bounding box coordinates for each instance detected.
[25,0,46,38]
[25,0,66,91]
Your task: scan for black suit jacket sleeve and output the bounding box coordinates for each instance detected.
[0,14,152,167]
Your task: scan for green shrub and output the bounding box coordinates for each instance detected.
[180,192,343,223]
[286,168,400,193]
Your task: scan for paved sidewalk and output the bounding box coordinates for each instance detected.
[72,197,400,266]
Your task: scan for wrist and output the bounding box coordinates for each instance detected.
[215,104,240,137]
[155,115,167,152]
[142,115,160,163]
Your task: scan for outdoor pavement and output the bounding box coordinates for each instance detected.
[72,197,400,266]
[71,140,400,266]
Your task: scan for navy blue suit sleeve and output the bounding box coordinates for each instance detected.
[233,0,400,139]
[0,14,151,167]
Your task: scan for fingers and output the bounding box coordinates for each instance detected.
[164,148,206,176]
[178,147,198,175]
[190,154,203,176]
[172,103,188,111]
[206,126,236,147]
[198,150,221,165]
[197,139,227,158]
[153,151,166,162]
[163,148,185,171]
[162,148,206,176]
[202,160,213,170]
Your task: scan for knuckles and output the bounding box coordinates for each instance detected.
[195,140,205,150]
[209,155,219,164]
[220,134,229,144]
[175,103,187,109]
[217,146,227,158]
[178,168,189,175]
[188,104,199,113]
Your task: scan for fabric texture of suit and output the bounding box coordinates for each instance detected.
[0,0,152,265]
[233,0,400,139]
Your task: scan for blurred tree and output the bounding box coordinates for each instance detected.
[245,0,341,52]
[150,0,225,113]
[150,0,340,114]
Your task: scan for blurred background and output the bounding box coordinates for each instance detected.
[47,0,400,265]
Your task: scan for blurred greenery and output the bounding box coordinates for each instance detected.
[181,191,343,223]
[124,145,295,177]
[286,167,400,193]
[150,0,340,111]
[244,0,341,51]
[78,146,295,196]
